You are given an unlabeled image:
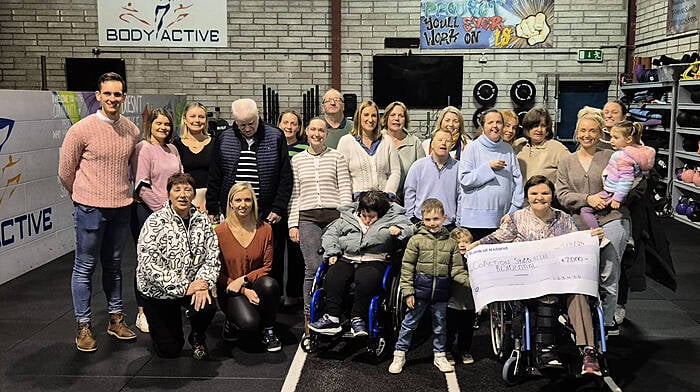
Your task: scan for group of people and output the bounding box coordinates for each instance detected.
[59,73,652,379]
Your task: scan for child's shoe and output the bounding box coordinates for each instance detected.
[446,352,456,365]
[350,317,368,337]
[433,352,455,373]
[461,353,475,364]
[388,350,406,374]
[308,314,341,335]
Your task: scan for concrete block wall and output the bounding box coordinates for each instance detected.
[1,0,631,136]
[635,0,699,58]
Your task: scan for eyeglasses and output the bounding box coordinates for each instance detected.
[323,98,343,104]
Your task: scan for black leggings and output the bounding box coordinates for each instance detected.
[324,260,385,320]
[218,275,280,331]
[139,291,217,358]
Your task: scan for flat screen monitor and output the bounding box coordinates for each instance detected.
[373,55,463,109]
[65,58,127,91]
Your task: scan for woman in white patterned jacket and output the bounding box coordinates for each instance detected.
[136,173,220,360]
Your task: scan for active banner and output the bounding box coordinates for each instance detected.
[467,231,599,310]
[420,0,554,49]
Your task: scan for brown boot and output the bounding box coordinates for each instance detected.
[304,314,310,337]
[76,322,97,352]
[107,313,137,340]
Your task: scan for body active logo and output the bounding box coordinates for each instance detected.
[0,118,20,208]
[99,0,227,47]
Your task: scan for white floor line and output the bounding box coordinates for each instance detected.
[446,370,461,392]
[281,344,307,392]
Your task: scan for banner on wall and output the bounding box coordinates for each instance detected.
[97,0,228,47]
[667,0,697,35]
[420,0,554,49]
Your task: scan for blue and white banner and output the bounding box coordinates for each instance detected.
[98,0,228,47]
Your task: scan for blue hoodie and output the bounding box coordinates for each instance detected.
[458,134,523,228]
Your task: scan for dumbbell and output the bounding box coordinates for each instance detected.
[682,168,696,183]
[684,198,699,217]
[676,196,691,215]
[694,169,700,187]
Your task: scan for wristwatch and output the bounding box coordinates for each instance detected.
[243,275,250,286]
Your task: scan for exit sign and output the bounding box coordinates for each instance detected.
[578,49,603,62]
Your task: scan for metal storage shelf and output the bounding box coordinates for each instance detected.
[675,150,700,162]
[672,213,700,230]
[621,81,675,90]
[674,179,700,193]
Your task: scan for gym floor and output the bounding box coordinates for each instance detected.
[0,218,698,392]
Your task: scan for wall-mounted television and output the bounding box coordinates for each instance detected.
[65,58,127,92]
[373,55,463,109]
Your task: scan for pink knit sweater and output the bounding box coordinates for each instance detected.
[58,113,140,208]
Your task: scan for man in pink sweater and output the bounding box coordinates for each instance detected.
[58,72,139,352]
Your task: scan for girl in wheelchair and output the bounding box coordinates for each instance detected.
[468,175,606,376]
[309,190,413,337]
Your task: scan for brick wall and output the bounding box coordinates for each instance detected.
[635,0,699,59]
[1,0,634,135]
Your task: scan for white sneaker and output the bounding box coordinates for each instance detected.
[388,350,406,374]
[433,352,455,373]
[135,312,149,333]
[461,353,475,364]
[614,305,626,325]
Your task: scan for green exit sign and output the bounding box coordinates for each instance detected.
[578,49,603,62]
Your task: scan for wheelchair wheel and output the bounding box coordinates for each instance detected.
[367,336,388,359]
[300,334,318,353]
[489,302,512,360]
[502,355,521,386]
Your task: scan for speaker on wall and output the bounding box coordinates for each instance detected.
[343,93,357,118]
[65,58,127,91]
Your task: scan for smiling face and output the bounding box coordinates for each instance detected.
[386,105,406,133]
[603,102,625,129]
[576,118,602,150]
[169,182,195,217]
[278,112,300,143]
[184,106,207,135]
[527,183,553,215]
[96,80,125,120]
[150,114,172,145]
[422,210,446,233]
[440,111,461,134]
[229,188,254,220]
[323,90,344,116]
[503,119,518,143]
[360,105,378,135]
[305,118,328,150]
[482,111,504,142]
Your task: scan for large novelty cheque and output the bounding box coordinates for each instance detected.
[467,231,599,310]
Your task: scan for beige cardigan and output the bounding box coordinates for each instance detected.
[336,134,401,194]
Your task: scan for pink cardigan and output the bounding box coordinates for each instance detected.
[58,113,139,208]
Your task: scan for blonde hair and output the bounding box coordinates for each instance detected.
[501,109,518,127]
[610,120,644,145]
[576,106,605,134]
[433,106,466,137]
[450,227,473,243]
[351,100,380,138]
[380,101,410,131]
[179,102,209,139]
[225,182,259,223]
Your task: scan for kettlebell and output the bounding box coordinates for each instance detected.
[676,166,686,180]
[682,168,695,183]
[676,196,690,215]
[685,197,697,217]
[694,169,700,187]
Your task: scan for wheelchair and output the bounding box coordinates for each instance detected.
[300,249,405,359]
[487,296,623,392]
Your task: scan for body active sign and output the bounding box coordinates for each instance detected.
[420,0,554,49]
[466,231,599,310]
[98,0,228,47]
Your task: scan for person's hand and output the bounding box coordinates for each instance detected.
[226,276,246,293]
[191,289,212,311]
[242,287,260,305]
[289,227,300,243]
[515,12,550,45]
[266,211,281,224]
[388,226,401,236]
[208,214,220,224]
[611,200,620,209]
[328,256,338,265]
[405,295,415,309]
[186,279,208,295]
[586,194,609,210]
[195,204,208,214]
[590,228,605,242]
[467,241,480,251]
[489,159,507,170]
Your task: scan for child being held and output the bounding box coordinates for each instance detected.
[445,228,476,365]
[580,120,655,242]
[389,199,471,374]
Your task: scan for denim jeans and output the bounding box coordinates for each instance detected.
[600,218,631,326]
[71,203,131,324]
[395,299,448,353]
